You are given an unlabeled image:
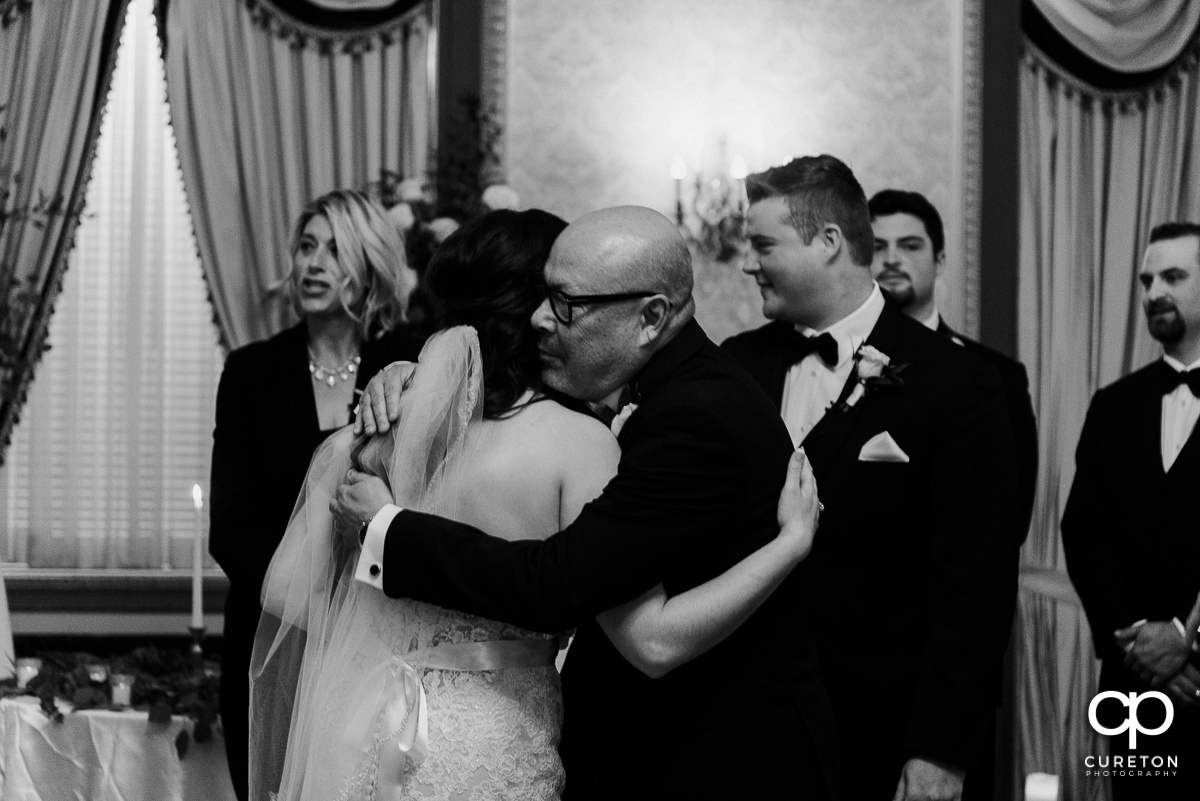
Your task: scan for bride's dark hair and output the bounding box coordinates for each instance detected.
[426,208,568,419]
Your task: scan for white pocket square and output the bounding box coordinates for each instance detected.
[858,431,910,463]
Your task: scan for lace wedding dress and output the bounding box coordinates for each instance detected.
[248,327,564,801]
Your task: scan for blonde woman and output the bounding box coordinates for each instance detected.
[209,190,422,801]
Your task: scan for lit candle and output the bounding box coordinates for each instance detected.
[15,657,41,689]
[670,155,688,225]
[111,673,134,707]
[191,484,204,630]
[730,154,749,214]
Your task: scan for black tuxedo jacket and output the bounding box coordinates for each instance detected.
[1062,361,1200,680]
[378,320,837,800]
[208,321,423,800]
[938,320,1039,544]
[723,305,1019,798]
[1061,361,1200,794]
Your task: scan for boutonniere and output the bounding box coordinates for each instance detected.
[838,345,909,411]
[610,403,639,436]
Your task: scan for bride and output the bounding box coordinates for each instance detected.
[248,209,819,801]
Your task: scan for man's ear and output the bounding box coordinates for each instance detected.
[637,296,672,346]
[820,223,844,264]
[935,249,947,278]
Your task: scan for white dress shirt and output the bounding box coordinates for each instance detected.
[779,284,886,447]
[355,503,401,589]
[1161,354,1200,472]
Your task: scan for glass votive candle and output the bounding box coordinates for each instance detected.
[86,663,109,684]
[15,658,42,689]
[110,674,135,707]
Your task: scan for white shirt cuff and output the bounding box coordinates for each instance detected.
[354,504,402,590]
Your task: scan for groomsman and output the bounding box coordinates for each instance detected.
[868,188,1036,799]
[868,189,1038,543]
[723,155,1019,801]
[1062,222,1200,800]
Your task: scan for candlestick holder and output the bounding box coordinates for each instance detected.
[188,625,206,673]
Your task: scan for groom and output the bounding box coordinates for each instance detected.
[722,155,1019,800]
[333,206,838,800]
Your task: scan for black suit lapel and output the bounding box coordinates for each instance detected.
[802,307,905,482]
[1135,376,1167,478]
[285,323,322,433]
[750,322,796,405]
[801,373,869,483]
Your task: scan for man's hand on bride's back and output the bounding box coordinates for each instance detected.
[354,361,417,436]
[775,447,820,563]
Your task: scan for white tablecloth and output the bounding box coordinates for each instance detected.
[0,696,236,801]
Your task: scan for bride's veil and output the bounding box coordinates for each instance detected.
[248,326,483,801]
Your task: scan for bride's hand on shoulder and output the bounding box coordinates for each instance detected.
[775,447,820,563]
[354,361,417,436]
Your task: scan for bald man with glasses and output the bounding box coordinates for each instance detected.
[332,205,839,801]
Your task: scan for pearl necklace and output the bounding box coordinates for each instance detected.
[308,351,361,387]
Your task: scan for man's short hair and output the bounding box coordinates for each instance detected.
[746,154,874,267]
[1149,221,1200,246]
[868,189,945,256]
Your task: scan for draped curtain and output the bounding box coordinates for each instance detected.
[0,0,129,466]
[161,0,435,349]
[1015,1,1200,796]
[0,0,223,569]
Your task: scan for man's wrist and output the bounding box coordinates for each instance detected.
[366,504,402,548]
[354,504,402,589]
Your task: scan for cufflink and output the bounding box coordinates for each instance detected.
[358,519,370,546]
[369,564,380,577]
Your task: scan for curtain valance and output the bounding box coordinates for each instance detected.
[242,0,426,50]
[1024,0,1200,95]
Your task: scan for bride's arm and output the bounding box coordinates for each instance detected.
[563,443,819,679]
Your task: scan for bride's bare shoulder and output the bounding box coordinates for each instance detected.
[516,398,616,451]
[473,397,618,492]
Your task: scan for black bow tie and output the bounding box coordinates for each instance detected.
[1161,363,1200,397]
[783,330,839,368]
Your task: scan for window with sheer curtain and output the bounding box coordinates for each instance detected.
[0,0,222,571]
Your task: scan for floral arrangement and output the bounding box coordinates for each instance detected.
[0,646,220,757]
[366,94,518,341]
[838,345,909,411]
[610,402,639,437]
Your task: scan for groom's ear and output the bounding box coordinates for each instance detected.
[637,295,672,347]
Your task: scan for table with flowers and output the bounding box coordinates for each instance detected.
[0,649,234,801]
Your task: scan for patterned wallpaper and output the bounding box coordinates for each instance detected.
[505,0,966,343]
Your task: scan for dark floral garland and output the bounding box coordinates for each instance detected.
[0,646,220,758]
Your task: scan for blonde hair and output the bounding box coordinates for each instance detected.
[286,189,416,339]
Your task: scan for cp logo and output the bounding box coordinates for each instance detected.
[1088,691,1174,748]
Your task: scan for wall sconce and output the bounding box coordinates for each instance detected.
[671,151,749,262]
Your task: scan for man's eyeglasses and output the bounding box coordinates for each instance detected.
[546,287,668,325]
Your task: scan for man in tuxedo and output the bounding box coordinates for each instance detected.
[868,189,1038,544]
[1062,222,1200,800]
[722,155,1019,801]
[331,206,838,800]
[867,188,1036,799]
